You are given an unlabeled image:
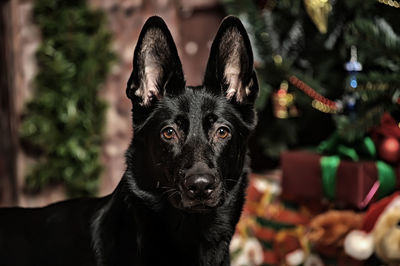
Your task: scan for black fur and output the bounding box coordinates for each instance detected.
[0,16,259,266]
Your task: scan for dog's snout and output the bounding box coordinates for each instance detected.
[184,175,215,199]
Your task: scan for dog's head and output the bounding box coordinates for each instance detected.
[126,16,258,213]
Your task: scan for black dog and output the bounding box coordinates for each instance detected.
[0,16,259,266]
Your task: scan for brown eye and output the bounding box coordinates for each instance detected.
[161,127,176,140]
[216,127,230,139]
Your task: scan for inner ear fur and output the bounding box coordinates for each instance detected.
[204,16,258,104]
[127,16,185,106]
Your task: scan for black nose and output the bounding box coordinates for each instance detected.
[184,175,215,199]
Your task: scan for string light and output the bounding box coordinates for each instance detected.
[312,100,337,113]
[378,0,400,8]
[355,82,390,91]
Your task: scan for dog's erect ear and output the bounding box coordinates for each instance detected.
[126,16,185,106]
[203,16,258,104]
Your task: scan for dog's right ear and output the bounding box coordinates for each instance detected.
[126,16,185,107]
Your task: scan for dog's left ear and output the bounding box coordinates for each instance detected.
[203,16,258,105]
[126,16,185,107]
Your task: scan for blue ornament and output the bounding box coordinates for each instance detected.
[345,45,362,90]
[350,76,358,88]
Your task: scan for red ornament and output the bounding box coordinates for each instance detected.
[379,137,400,164]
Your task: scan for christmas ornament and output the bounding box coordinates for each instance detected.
[272,81,298,119]
[379,137,400,164]
[345,45,363,89]
[304,0,332,34]
[371,113,400,164]
[341,45,362,116]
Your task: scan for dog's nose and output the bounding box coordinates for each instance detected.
[184,175,215,199]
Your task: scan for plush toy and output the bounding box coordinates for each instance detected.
[307,210,364,257]
[344,191,400,265]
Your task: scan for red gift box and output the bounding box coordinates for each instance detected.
[281,150,400,209]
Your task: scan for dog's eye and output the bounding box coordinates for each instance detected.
[216,127,230,139]
[161,127,177,140]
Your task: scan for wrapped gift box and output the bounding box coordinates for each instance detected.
[281,150,399,209]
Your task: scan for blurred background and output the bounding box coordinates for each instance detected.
[1,0,399,264]
[1,0,226,207]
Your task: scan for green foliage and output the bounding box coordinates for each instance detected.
[223,0,400,159]
[20,0,114,197]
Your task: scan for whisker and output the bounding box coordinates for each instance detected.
[161,188,176,196]
[160,186,173,190]
[167,191,179,200]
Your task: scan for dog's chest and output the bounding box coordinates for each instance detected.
[128,212,232,266]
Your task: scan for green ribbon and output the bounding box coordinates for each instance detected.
[318,132,377,160]
[377,161,397,198]
[320,156,340,200]
[362,137,377,158]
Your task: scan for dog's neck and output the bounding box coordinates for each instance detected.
[92,175,241,266]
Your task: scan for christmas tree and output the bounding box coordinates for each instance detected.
[223,0,400,167]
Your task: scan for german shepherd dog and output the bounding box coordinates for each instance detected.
[0,16,259,266]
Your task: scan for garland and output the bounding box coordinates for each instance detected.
[288,75,338,113]
[20,0,114,197]
[378,0,400,8]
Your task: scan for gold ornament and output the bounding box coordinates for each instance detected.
[304,0,332,34]
[273,81,299,119]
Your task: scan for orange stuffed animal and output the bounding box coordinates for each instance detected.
[307,210,364,257]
